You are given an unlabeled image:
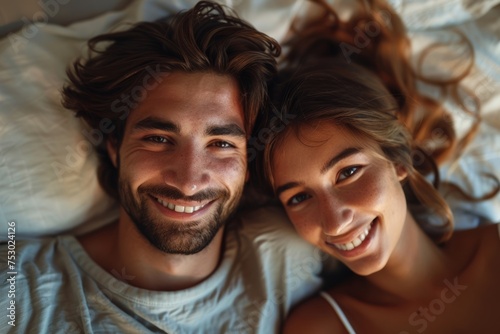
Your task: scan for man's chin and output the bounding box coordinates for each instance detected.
[145,227,223,255]
[121,189,239,255]
[132,213,225,255]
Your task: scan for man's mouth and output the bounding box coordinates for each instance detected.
[155,197,206,213]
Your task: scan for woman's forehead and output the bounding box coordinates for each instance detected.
[271,121,385,171]
[278,122,354,147]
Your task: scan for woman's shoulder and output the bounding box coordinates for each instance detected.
[475,223,500,252]
[283,292,350,334]
[452,223,500,243]
[449,223,500,259]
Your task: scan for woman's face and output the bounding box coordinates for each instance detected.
[271,122,409,275]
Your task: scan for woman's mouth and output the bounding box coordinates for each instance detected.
[332,221,374,251]
[326,218,379,257]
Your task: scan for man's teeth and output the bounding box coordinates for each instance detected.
[333,222,373,251]
[156,198,204,213]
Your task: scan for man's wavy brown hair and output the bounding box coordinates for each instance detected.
[62,1,280,200]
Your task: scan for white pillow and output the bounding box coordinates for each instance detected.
[0,20,123,240]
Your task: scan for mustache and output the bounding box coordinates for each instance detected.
[139,185,227,202]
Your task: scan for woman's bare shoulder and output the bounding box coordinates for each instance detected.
[475,223,500,253]
[448,223,500,261]
[283,293,349,334]
[452,223,500,244]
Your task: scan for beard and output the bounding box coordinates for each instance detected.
[118,179,243,255]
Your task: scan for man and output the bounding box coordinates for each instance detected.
[1,2,326,333]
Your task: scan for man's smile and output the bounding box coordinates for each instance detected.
[154,196,207,213]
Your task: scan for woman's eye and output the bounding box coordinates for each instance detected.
[287,193,310,206]
[338,166,360,181]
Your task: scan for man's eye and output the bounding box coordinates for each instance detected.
[287,193,310,206]
[212,141,234,148]
[338,166,360,181]
[145,136,169,144]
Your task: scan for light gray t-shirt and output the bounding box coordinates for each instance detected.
[1,206,326,333]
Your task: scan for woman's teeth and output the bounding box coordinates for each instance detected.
[333,222,373,251]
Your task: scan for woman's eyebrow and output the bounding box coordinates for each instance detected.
[275,147,362,197]
[320,147,362,174]
[275,181,304,198]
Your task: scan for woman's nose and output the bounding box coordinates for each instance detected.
[319,193,354,236]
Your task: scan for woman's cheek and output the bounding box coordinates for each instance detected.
[290,215,319,243]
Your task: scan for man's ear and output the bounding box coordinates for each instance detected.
[107,138,118,168]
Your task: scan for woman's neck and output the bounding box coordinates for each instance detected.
[364,213,458,303]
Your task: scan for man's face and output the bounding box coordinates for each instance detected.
[109,72,248,255]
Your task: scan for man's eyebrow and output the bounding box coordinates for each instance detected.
[321,147,362,174]
[275,147,362,197]
[133,117,180,133]
[206,123,245,137]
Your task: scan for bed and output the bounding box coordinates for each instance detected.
[0,0,498,241]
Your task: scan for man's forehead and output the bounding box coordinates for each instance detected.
[154,71,241,100]
[123,71,246,136]
[138,72,241,110]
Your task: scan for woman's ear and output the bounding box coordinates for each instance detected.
[395,163,408,181]
[107,138,118,168]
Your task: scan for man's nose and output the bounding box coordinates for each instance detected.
[161,144,210,196]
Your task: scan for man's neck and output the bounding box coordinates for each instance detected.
[78,215,224,291]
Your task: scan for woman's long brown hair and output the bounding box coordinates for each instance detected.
[283,0,480,169]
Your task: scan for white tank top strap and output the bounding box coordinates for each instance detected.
[319,291,356,334]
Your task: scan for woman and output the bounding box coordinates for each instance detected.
[252,1,500,332]
[255,54,500,332]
